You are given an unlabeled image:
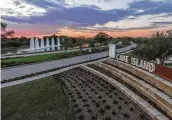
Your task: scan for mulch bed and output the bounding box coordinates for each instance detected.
[56,67,152,120]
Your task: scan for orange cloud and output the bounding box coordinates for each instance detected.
[56,26,172,38]
[14,31,52,38]
[14,26,172,38]
[56,28,155,38]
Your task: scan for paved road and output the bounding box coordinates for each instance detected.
[1,58,107,88]
[1,43,137,81]
[1,52,108,81]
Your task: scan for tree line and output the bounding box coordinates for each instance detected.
[1,22,172,65]
[133,31,172,65]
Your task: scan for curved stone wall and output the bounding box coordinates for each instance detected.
[105,59,172,98]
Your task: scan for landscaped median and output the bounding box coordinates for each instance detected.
[81,65,170,120]
[2,66,152,120]
[1,51,88,68]
[1,48,108,68]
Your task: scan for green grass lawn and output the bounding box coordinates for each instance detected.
[2,52,66,63]
[1,47,108,68]
[1,76,74,120]
[1,51,83,68]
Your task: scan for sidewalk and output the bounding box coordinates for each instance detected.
[1,52,108,81]
[1,43,137,81]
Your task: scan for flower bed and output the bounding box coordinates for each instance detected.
[56,67,152,120]
[87,63,170,119]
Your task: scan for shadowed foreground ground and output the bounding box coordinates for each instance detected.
[2,67,152,120]
[57,67,152,120]
[1,76,74,120]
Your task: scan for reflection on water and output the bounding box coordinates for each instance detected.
[1,46,30,55]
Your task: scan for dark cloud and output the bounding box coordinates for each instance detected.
[133,1,172,16]
[2,6,134,25]
[25,0,60,8]
[2,0,172,30]
[152,22,172,25]
[103,0,113,2]
[13,1,21,6]
[80,25,161,32]
[19,6,26,8]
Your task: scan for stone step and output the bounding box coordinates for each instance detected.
[105,59,172,98]
[93,61,172,118]
[80,65,169,120]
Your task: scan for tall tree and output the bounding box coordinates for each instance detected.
[1,22,14,39]
[76,36,85,53]
[89,39,95,48]
[61,36,70,54]
[94,32,110,46]
[133,31,172,65]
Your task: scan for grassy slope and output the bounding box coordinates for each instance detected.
[1,50,90,68]
[1,76,74,120]
[1,52,66,63]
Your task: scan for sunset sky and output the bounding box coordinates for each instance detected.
[1,0,172,37]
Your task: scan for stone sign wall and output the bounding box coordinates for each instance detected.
[154,64,172,81]
[115,54,172,82]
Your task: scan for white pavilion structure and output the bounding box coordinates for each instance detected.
[30,37,61,52]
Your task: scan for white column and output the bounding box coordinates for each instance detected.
[35,38,40,52]
[57,37,61,50]
[109,44,116,58]
[51,37,55,51]
[46,38,50,51]
[30,37,35,52]
[41,38,45,52]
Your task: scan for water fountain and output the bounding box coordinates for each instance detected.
[41,38,45,52]
[29,37,61,52]
[57,37,61,50]
[35,38,40,52]
[30,37,35,52]
[51,37,55,51]
[46,38,50,51]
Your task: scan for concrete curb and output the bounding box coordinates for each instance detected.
[2,51,108,80]
[1,58,107,88]
[80,65,169,120]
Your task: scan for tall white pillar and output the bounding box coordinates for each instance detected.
[51,37,55,51]
[57,37,61,50]
[30,37,35,52]
[46,38,50,51]
[35,38,40,52]
[41,38,45,52]
[109,44,116,58]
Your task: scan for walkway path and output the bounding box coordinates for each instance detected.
[1,58,107,88]
[1,52,108,81]
[1,43,137,81]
